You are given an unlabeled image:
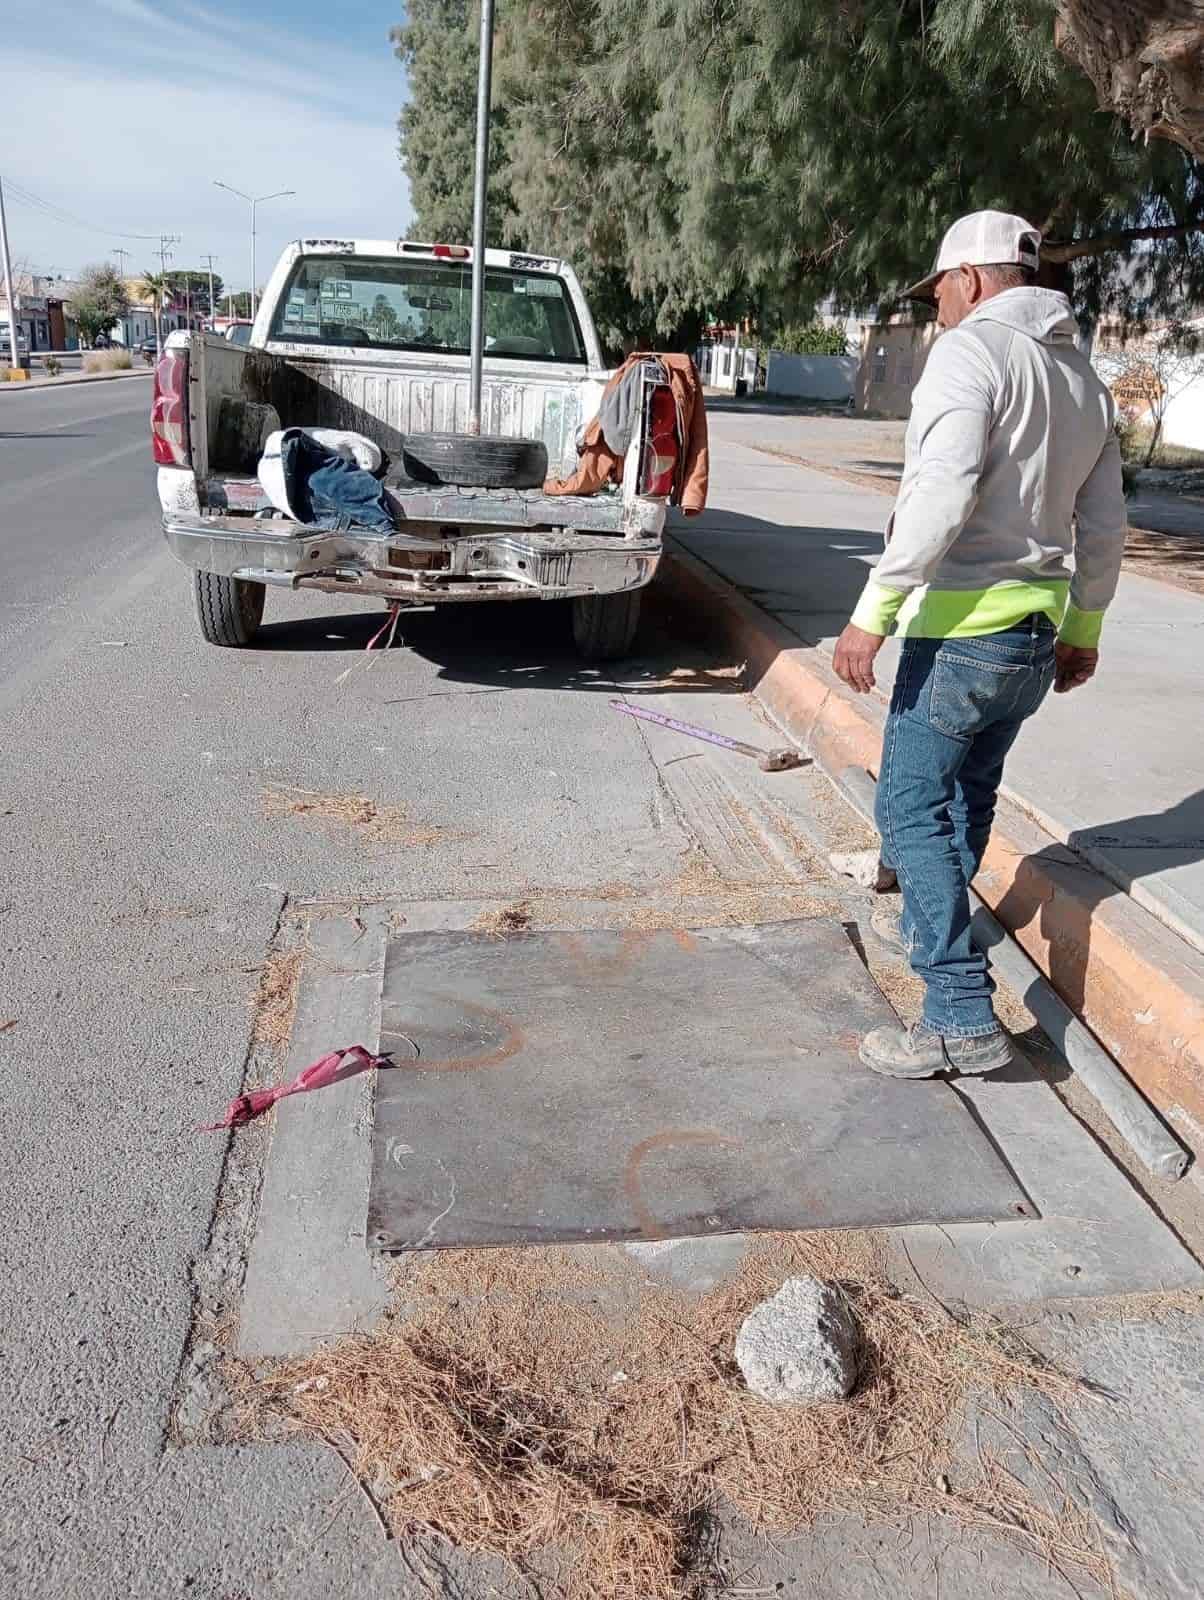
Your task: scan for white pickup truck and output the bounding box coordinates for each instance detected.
[153,239,679,658]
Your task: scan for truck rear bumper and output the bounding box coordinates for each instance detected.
[162,514,661,602]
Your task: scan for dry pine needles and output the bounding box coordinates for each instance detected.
[263,786,445,847]
[237,1232,1115,1600]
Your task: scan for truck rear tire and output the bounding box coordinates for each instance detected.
[193,571,265,646]
[401,432,548,489]
[571,590,642,661]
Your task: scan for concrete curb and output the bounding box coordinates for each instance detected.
[656,539,1204,1159]
[0,368,154,393]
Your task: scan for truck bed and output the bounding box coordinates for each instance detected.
[203,472,629,534]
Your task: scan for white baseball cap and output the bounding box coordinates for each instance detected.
[902,210,1042,303]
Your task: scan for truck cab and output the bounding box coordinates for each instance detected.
[154,239,678,659]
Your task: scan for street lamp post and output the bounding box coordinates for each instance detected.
[212,181,295,321]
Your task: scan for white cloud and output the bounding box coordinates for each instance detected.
[4,0,411,290]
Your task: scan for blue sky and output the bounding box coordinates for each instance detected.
[5,0,412,293]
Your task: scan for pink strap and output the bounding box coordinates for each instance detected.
[199,1044,389,1131]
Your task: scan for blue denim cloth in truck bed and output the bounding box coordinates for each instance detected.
[278,428,396,533]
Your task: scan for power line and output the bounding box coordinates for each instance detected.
[1,175,163,242]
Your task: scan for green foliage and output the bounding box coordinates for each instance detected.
[770,323,851,356]
[68,262,131,347]
[393,0,514,246]
[42,354,62,376]
[396,0,1204,341]
[368,293,403,341]
[164,268,225,309]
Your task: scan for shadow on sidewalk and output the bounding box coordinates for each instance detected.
[679,507,884,643]
[991,788,1204,1016]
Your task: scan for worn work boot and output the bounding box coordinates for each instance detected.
[859,1023,1015,1079]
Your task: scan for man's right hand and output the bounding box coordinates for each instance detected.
[1054,642,1098,693]
[833,623,886,694]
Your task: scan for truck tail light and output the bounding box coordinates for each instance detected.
[432,243,470,259]
[639,382,678,499]
[151,346,191,467]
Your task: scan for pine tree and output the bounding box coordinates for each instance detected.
[395,0,1204,334]
[393,0,514,245]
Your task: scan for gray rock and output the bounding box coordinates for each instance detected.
[735,1275,859,1404]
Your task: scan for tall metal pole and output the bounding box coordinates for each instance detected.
[0,174,22,372]
[202,253,217,326]
[468,0,495,435]
[213,184,293,323]
[250,199,257,321]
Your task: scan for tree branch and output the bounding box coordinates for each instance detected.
[1042,222,1204,262]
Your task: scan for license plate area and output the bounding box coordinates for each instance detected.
[387,546,452,572]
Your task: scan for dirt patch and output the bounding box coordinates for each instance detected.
[237,1232,1113,1600]
[601,850,829,932]
[250,947,304,1047]
[1122,521,1204,597]
[474,902,533,937]
[747,442,896,497]
[263,786,446,847]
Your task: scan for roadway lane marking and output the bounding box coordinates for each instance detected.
[1,436,152,512]
[0,396,154,437]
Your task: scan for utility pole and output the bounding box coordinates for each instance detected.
[155,233,180,359]
[212,181,294,320]
[201,253,218,326]
[111,246,130,279]
[468,0,496,434]
[0,173,23,374]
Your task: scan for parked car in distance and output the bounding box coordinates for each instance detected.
[0,319,31,360]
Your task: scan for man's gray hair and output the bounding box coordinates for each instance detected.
[983,263,1037,290]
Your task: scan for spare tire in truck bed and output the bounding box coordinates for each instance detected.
[401,432,549,489]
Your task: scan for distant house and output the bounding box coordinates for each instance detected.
[109,279,204,346]
[0,273,58,352]
[698,322,758,394]
[1092,315,1204,453]
[854,310,938,417]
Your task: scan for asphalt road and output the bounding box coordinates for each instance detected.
[0,377,730,1596]
[5,380,1201,1600]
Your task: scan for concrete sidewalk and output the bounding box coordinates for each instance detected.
[1,366,153,392]
[664,419,1204,1146]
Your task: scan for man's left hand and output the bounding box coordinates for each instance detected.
[833,623,886,694]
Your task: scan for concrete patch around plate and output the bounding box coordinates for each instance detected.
[886,1062,1204,1308]
[237,907,394,1360]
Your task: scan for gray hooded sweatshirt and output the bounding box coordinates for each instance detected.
[850,287,1127,647]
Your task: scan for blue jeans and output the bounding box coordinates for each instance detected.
[875,616,1057,1037]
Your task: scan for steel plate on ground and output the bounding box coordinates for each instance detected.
[367,920,1032,1251]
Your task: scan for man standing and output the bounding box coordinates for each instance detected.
[832,211,1127,1078]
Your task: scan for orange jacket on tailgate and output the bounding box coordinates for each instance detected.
[544,352,709,514]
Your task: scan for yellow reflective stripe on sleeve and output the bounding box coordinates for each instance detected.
[850,582,906,635]
[1058,604,1105,648]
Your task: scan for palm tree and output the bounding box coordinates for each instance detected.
[140,271,170,357]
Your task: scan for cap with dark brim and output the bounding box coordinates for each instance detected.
[900,270,940,304]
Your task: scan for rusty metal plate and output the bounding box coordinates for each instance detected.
[367,921,1032,1252]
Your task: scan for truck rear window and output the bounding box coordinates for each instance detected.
[270,256,587,364]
